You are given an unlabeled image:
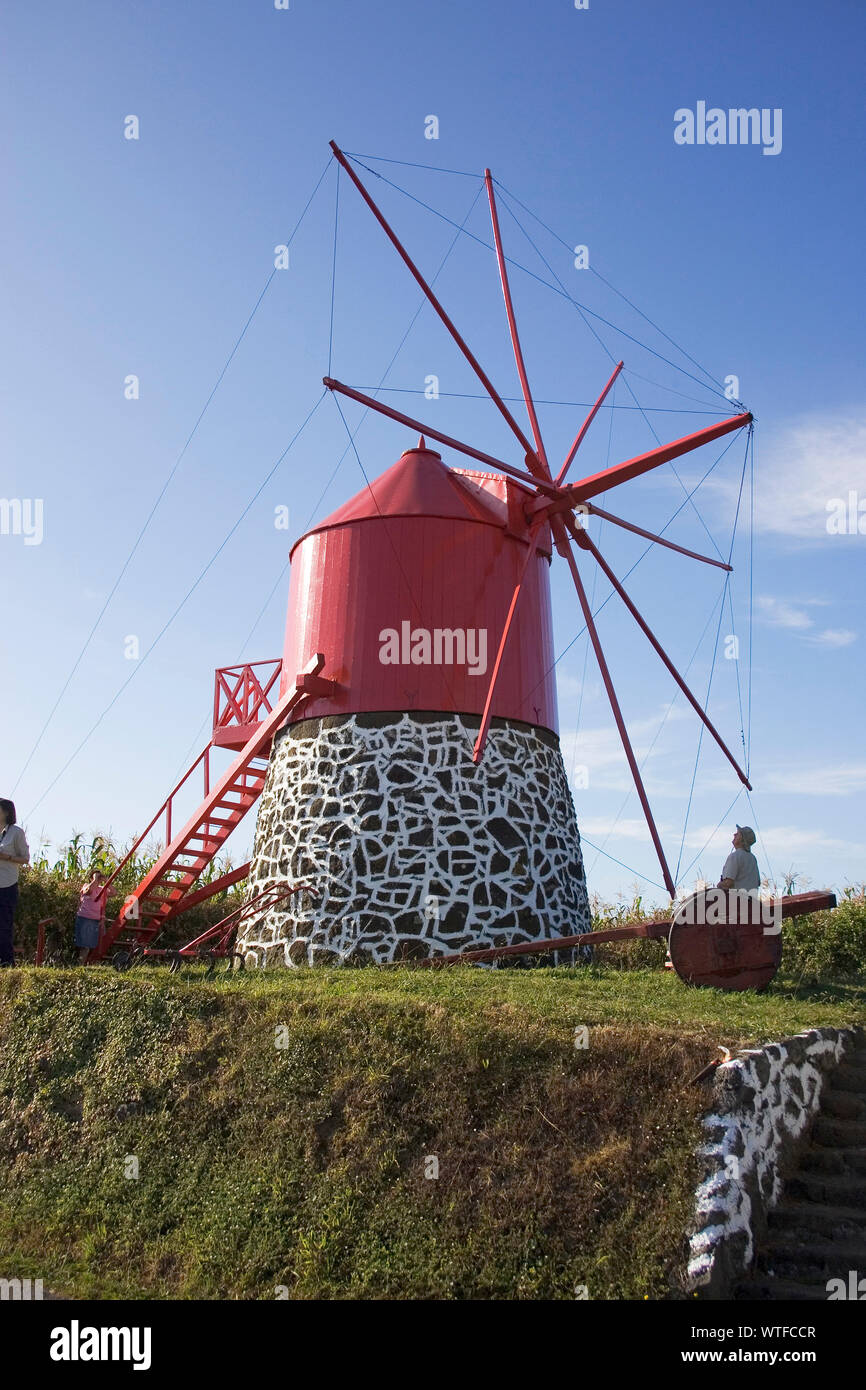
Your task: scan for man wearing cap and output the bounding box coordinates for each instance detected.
[718,825,760,892]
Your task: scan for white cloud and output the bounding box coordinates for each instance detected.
[555,673,603,702]
[807,628,857,648]
[762,763,866,796]
[699,412,866,540]
[581,819,863,879]
[756,415,866,538]
[739,825,863,858]
[755,595,824,630]
[581,816,667,841]
[560,706,692,784]
[754,594,857,648]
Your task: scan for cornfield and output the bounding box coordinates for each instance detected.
[17,833,244,962]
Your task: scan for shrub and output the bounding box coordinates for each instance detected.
[781,886,866,983]
[14,833,244,962]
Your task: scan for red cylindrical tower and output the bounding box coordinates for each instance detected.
[243,439,589,967]
[280,439,557,730]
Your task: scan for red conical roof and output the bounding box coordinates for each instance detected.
[296,439,514,545]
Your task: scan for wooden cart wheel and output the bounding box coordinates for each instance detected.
[668,889,782,991]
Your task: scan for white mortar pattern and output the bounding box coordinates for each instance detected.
[687,1028,854,1291]
[241,713,590,966]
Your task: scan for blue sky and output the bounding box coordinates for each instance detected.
[3,0,864,904]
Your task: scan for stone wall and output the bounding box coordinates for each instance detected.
[240,710,590,967]
[687,1027,862,1297]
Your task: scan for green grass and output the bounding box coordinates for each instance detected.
[0,963,863,1301]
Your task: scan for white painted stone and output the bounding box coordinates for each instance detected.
[241,712,590,966]
[687,1027,858,1295]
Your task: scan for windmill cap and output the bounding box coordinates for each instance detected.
[736,824,756,848]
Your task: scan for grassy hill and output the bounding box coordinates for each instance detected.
[1,963,863,1300]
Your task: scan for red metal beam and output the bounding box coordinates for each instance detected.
[323,377,561,497]
[484,170,550,480]
[330,141,537,460]
[35,917,55,965]
[416,921,669,968]
[472,521,546,763]
[777,890,837,918]
[581,503,732,572]
[568,412,752,503]
[177,883,317,955]
[555,360,624,486]
[565,516,751,788]
[159,861,251,920]
[553,515,676,898]
[415,892,838,970]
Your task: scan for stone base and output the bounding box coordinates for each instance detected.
[241,711,590,967]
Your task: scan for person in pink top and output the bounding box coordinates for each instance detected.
[75,871,108,964]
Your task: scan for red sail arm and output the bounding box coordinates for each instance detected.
[568,413,752,503]
[556,361,624,486]
[565,516,751,788]
[323,377,561,497]
[553,515,676,898]
[330,141,537,461]
[472,521,547,764]
[484,171,550,481]
[582,503,732,571]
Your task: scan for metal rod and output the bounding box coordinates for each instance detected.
[565,516,751,788]
[323,377,562,497]
[569,412,753,503]
[415,919,669,968]
[553,515,676,898]
[472,522,546,763]
[160,862,251,920]
[556,361,624,486]
[581,503,732,571]
[484,170,550,480]
[101,745,212,895]
[177,883,317,955]
[330,141,536,458]
[415,892,837,968]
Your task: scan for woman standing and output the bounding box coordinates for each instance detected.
[0,799,30,967]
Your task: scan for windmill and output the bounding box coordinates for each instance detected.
[233,142,757,969]
[318,142,754,901]
[94,141,835,983]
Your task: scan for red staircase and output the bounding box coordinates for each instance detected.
[95,654,334,959]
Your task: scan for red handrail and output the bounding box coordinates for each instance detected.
[101,744,212,895]
[177,882,319,956]
[213,660,282,732]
